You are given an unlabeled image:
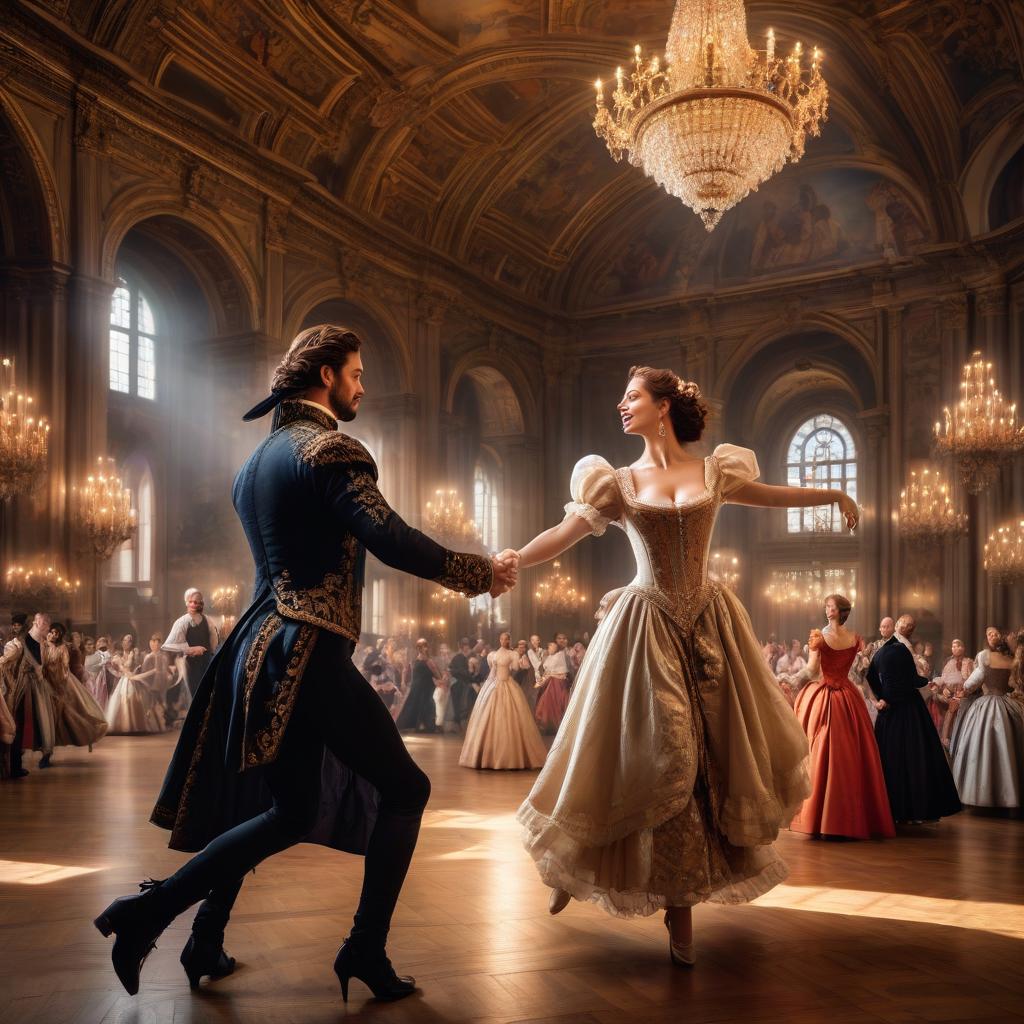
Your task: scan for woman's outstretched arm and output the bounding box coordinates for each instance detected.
[727,481,859,531]
[503,513,594,570]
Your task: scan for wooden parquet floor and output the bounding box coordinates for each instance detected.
[2,731,1023,1024]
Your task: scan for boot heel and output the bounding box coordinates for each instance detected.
[339,974,349,1003]
[94,913,113,937]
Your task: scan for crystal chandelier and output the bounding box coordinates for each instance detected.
[898,467,968,542]
[72,456,137,560]
[983,518,1024,585]
[934,351,1024,494]
[0,357,50,501]
[764,567,857,608]
[593,0,828,229]
[6,563,81,605]
[424,488,480,545]
[709,549,740,588]
[534,560,587,616]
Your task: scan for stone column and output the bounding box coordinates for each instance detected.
[975,283,1013,630]
[938,294,975,640]
[856,407,889,632]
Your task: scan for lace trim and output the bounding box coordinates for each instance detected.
[516,801,789,919]
[564,500,609,537]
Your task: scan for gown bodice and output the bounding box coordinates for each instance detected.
[976,666,1012,696]
[817,639,861,690]
[613,458,724,633]
[489,648,519,682]
[566,444,759,636]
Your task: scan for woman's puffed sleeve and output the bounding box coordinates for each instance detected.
[713,443,760,498]
[565,455,622,536]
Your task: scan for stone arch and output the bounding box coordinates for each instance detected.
[0,89,67,263]
[282,287,413,395]
[443,349,538,436]
[101,191,259,333]
[960,105,1024,236]
[716,316,879,411]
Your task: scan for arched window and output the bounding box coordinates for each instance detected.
[108,459,156,587]
[471,460,500,620]
[786,415,857,533]
[109,278,157,399]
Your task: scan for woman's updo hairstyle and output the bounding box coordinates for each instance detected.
[824,593,853,625]
[627,365,709,443]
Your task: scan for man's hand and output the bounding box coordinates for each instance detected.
[185,645,207,657]
[489,553,518,598]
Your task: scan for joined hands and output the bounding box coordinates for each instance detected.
[489,548,521,598]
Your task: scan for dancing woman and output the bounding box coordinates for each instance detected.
[789,596,894,839]
[504,366,858,965]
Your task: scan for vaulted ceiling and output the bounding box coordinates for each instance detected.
[36,0,1024,309]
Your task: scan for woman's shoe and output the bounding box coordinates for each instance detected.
[180,932,236,989]
[333,940,416,1003]
[94,879,172,995]
[548,888,571,915]
[664,915,696,967]
[38,753,51,768]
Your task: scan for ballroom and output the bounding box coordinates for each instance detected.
[1,0,1023,1021]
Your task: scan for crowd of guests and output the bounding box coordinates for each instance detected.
[761,611,1024,827]
[0,588,222,780]
[356,630,588,739]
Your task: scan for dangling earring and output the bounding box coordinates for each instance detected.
[658,418,667,438]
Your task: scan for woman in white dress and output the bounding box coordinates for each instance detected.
[105,634,162,735]
[949,636,1024,809]
[505,367,859,965]
[459,631,547,770]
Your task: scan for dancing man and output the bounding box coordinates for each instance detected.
[95,325,516,1002]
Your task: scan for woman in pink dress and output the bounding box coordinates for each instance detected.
[790,594,895,840]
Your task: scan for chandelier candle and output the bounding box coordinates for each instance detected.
[933,350,1024,494]
[0,357,50,502]
[984,519,1024,585]
[593,0,828,229]
[73,456,137,560]
[897,467,968,542]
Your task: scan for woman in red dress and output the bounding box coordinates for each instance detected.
[790,594,895,840]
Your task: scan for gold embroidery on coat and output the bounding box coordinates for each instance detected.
[245,624,318,767]
[241,613,283,746]
[344,470,391,527]
[272,540,362,641]
[433,550,493,596]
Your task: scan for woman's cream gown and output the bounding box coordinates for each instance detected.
[518,445,810,917]
[460,647,547,770]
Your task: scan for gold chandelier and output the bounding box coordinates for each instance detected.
[6,563,81,605]
[72,456,137,560]
[897,467,968,542]
[0,357,49,501]
[934,351,1024,494]
[431,584,466,605]
[424,488,480,545]
[983,518,1024,585]
[534,560,587,616]
[210,586,240,615]
[593,0,828,230]
[709,549,740,588]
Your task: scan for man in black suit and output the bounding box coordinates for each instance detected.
[96,325,517,1002]
[447,637,474,728]
[867,613,961,825]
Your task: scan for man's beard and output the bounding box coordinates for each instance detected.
[328,382,358,422]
